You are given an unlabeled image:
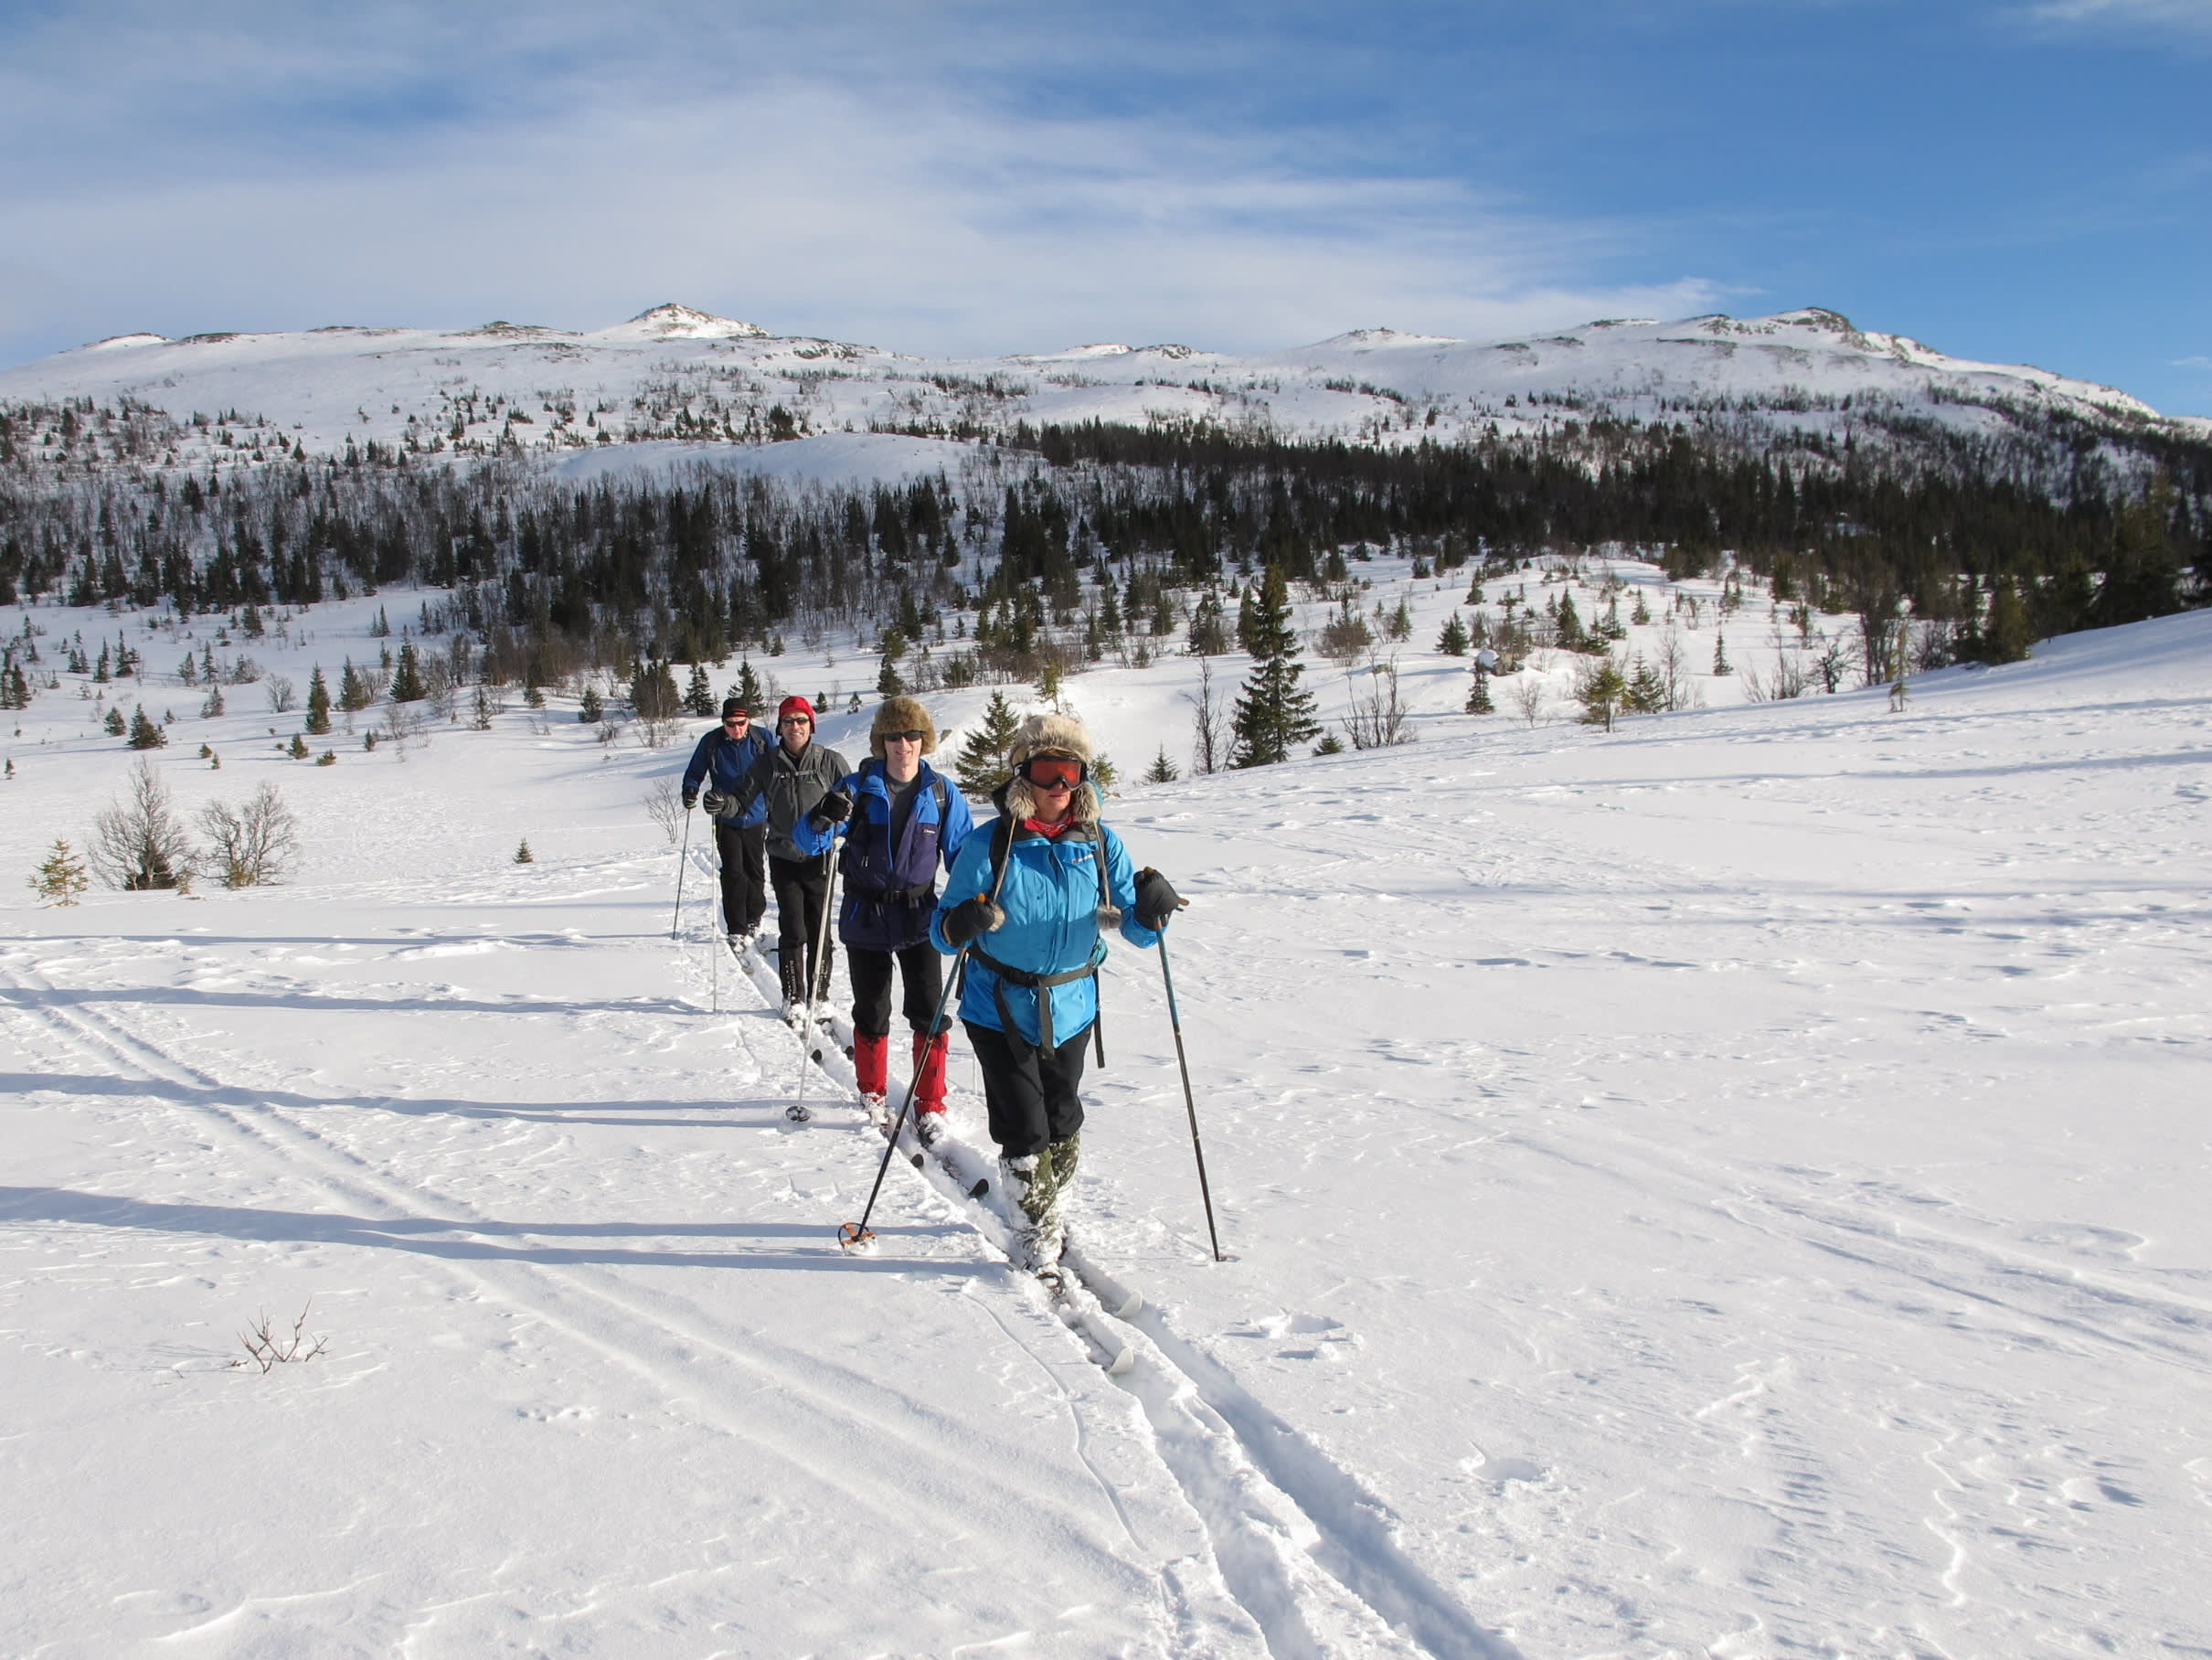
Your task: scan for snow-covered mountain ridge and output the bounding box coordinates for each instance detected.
[1,301,2190,481]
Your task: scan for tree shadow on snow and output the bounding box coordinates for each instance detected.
[0,1070,803,1131]
[0,1186,968,1273]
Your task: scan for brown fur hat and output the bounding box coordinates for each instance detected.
[869,695,938,759]
[1005,712,1101,826]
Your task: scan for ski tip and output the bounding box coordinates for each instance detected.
[968,1178,990,1199]
[1105,1346,1135,1377]
[1110,1293,1143,1318]
[909,1152,924,1168]
[784,1104,812,1123]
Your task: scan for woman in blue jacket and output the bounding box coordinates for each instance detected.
[932,713,1182,1271]
[792,696,973,1135]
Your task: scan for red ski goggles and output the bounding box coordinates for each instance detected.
[1020,756,1086,790]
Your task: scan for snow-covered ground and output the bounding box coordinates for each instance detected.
[4,578,2208,1657]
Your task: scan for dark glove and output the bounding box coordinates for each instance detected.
[701,788,730,817]
[940,894,1005,947]
[1133,867,1184,931]
[808,789,854,832]
[682,790,698,811]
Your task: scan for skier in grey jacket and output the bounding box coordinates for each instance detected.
[709,696,852,1009]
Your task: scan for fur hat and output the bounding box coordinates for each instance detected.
[1005,712,1101,826]
[869,695,938,759]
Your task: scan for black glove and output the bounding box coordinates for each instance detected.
[1133,867,1184,931]
[940,894,1005,947]
[808,789,853,832]
[701,788,730,817]
[682,790,698,811]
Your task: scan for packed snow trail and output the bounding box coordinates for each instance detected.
[708,913,1505,1659]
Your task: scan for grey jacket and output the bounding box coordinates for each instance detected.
[718,740,853,862]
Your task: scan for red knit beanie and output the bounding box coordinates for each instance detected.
[778,695,815,723]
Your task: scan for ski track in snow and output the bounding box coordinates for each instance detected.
[716,911,1478,1660]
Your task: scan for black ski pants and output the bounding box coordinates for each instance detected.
[965,1019,1088,1160]
[770,852,833,1005]
[848,942,943,1038]
[714,821,768,936]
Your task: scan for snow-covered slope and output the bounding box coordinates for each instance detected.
[5,561,2207,1656]
[0,303,2185,483]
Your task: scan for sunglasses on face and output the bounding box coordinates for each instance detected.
[723,717,749,726]
[1021,757,1085,790]
[884,729,926,743]
[780,716,812,727]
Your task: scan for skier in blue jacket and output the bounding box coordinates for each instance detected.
[681,698,771,941]
[792,696,974,1138]
[932,712,1182,1270]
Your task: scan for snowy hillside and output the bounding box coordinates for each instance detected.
[5,558,2207,1656]
[0,302,2188,484]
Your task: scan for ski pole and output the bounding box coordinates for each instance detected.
[1156,932,1224,1262]
[839,942,966,1251]
[786,848,841,1122]
[671,803,694,939]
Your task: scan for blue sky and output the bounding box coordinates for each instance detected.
[2,0,2207,412]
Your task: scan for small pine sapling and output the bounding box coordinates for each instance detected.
[29,838,90,906]
[514,838,535,864]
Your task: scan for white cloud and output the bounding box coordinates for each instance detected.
[2026,0,2212,35]
[2175,356,2212,369]
[0,5,1724,364]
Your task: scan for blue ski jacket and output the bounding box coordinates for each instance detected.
[680,723,771,826]
[931,814,1162,1048]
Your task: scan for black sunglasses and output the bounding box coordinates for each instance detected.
[722,715,749,725]
[883,729,926,743]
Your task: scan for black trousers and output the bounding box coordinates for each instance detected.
[714,821,768,936]
[848,941,944,1038]
[965,1019,1088,1160]
[771,853,832,1004]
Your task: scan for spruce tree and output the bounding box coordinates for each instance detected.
[578,685,603,723]
[629,659,681,722]
[1465,665,1494,715]
[389,643,427,702]
[729,660,765,713]
[304,667,332,734]
[338,658,375,712]
[1711,633,1731,676]
[1437,612,1471,655]
[104,705,126,736]
[1979,580,2034,664]
[952,690,1025,794]
[1230,566,1322,768]
[684,664,715,717]
[29,838,90,906]
[127,705,165,749]
[1144,747,1179,783]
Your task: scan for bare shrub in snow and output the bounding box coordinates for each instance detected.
[236,1303,327,1373]
[90,759,196,891]
[643,778,685,845]
[1343,659,1417,750]
[263,675,296,715]
[199,782,300,888]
